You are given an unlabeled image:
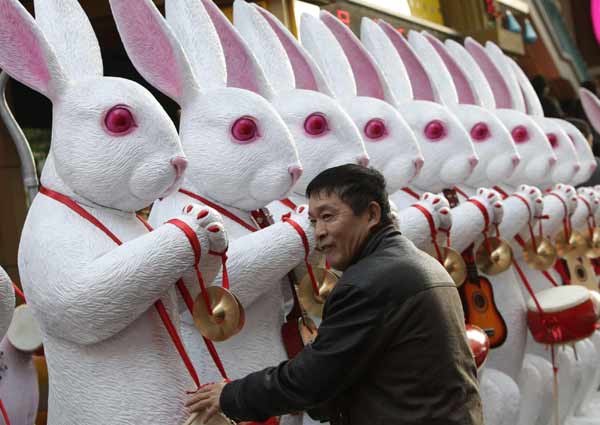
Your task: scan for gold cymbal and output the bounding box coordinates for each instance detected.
[475,237,513,275]
[441,247,467,287]
[234,295,246,334]
[555,229,590,258]
[586,227,600,259]
[183,412,236,425]
[522,236,557,270]
[298,267,339,317]
[298,316,318,346]
[193,286,243,342]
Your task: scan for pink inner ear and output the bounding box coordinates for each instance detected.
[201,0,260,93]
[423,34,476,105]
[379,21,434,102]
[0,0,52,94]
[321,13,385,100]
[581,90,600,134]
[465,40,512,109]
[112,0,182,100]
[257,8,317,91]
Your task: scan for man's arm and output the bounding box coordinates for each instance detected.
[220,282,386,422]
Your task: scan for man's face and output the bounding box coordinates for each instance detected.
[308,191,380,271]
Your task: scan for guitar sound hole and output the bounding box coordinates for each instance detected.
[575,264,587,282]
[473,292,488,312]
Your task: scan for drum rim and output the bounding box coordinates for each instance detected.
[526,285,591,312]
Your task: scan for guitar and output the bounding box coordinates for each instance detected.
[443,188,508,348]
[460,249,508,348]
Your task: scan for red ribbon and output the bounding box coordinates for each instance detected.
[411,203,442,262]
[0,398,10,425]
[493,185,509,200]
[401,187,421,200]
[279,198,298,211]
[282,215,319,296]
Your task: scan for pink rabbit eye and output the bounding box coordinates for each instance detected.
[511,126,529,144]
[364,118,387,140]
[424,120,446,141]
[470,122,490,142]
[547,133,558,148]
[231,117,258,143]
[104,106,135,135]
[304,113,329,136]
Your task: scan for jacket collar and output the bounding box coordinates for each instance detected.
[351,225,399,266]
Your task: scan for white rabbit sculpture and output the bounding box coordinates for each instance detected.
[0,268,13,344]
[115,1,348,424]
[2,0,227,423]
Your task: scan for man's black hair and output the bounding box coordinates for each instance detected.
[306,164,393,229]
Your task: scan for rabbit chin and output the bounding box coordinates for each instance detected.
[552,162,578,186]
[521,159,554,186]
[380,158,418,193]
[485,155,517,183]
[439,157,473,186]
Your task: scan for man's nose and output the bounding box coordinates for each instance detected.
[315,221,327,238]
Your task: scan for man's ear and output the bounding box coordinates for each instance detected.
[367,201,382,230]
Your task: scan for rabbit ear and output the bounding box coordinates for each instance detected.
[407,30,458,106]
[233,0,294,94]
[254,5,333,96]
[484,41,526,113]
[580,88,600,134]
[421,32,480,106]
[444,39,495,109]
[165,0,226,90]
[464,37,516,110]
[33,0,102,79]
[300,13,356,98]
[360,17,413,103]
[377,19,441,103]
[506,57,544,117]
[109,0,198,106]
[0,0,67,99]
[319,11,396,104]
[199,0,274,98]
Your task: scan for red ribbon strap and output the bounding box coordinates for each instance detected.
[279,198,298,211]
[0,398,10,425]
[282,215,319,296]
[401,187,421,200]
[411,204,442,262]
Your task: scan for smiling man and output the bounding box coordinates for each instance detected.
[188,165,483,425]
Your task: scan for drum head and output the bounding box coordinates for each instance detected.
[6,304,43,353]
[526,285,591,313]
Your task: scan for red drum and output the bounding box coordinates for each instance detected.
[590,290,600,321]
[526,286,598,345]
[465,324,490,370]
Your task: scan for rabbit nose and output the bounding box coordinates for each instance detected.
[288,165,303,186]
[357,154,370,167]
[511,155,520,167]
[468,155,479,170]
[170,156,188,179]
[414,157,424,174]
[549,157,557,167]
[591,163,598,173]
[574,164,581,173]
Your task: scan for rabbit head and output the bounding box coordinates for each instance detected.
[460,37,557,187]
[296,12,422,194]
[406,30,519,187]
[552,118,596,185]
[233,0,367,196]
[493,45,581,186]
[362,19,477,193]
[110,0,301,211]
[0,0,185,213]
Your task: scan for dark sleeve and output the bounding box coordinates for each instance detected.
[220,283,386,422]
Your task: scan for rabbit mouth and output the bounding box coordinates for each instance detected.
[159,174,184,199]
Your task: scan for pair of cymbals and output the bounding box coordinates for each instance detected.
[522,236,558,270]
[475,237,513,275]
[586,227,600,259]
[555,229,590,258]
[438,247,467,287]
[193,287,245,342]
[298,267,339,317]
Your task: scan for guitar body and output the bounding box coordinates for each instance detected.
[460,276,508,348]
[564,254,599,292]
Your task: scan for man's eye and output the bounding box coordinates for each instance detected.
[322,214,334,222]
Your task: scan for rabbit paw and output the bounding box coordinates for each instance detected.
[177,203,227,258]
[516,185,544,221]
[552,184,578,215]
[474,188,504,226]
[418,192,452,232]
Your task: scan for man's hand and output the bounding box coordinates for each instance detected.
[186,382,227,423]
